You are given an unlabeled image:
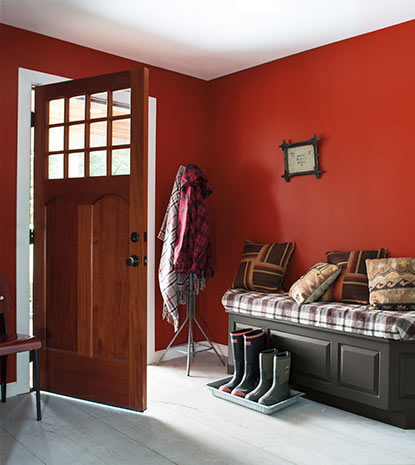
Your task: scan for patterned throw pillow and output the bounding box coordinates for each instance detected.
[320,248,388,304]
[366,258,415,310]
[232,241,295,292]
[289,262,341,304]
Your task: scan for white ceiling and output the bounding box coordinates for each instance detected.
[1,0,414,80]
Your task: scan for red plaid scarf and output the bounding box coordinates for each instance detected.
[173,166,213,278]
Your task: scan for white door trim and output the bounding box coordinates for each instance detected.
[147,96,157,364]
[14,68,69,397]
[14,68,157,397]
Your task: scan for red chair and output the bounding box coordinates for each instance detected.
[0,277,42,420]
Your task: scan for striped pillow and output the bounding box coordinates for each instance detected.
[321,248,388,304]
[232,241,295,292]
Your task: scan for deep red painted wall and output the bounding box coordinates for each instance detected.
[0,24,209,354]
[1,21,414,356]
[206,21,415,345]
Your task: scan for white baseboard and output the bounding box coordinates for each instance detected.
[148,342,228,365]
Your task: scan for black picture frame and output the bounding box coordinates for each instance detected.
[280,134,323,182]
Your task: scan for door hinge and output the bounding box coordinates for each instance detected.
[29,229,34,244]
[31,111,35,128]
[144,232,147,243]
[144,256,147,266]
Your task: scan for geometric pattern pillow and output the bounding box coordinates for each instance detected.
[289,262,341,304]
[366,257,415,310]
[232,241,295,292]
[320,248,388,304]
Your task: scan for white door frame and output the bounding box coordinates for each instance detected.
[13,67,157,397]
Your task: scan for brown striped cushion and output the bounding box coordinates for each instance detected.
[232,241,295,292]
[321,248,388,304]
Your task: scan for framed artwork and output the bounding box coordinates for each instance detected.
[280,134,323,182]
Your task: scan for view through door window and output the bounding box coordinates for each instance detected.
[47,89,131,180]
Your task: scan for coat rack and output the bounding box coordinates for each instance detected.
[157,273,225,376]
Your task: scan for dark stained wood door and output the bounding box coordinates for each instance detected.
[33,69,148,410]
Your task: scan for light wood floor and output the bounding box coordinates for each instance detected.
[1,352,414,465]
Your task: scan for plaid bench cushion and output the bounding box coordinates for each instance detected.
[222,289,415,341]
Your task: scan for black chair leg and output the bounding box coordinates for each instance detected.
[1,354,7,402]
[31,350,41,421]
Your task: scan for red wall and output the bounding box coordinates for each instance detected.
[0,24,209,352]
[1,21,414,354]
[205,20,415,345]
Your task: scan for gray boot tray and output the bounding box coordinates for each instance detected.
[207,376,304,415]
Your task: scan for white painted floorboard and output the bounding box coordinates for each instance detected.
[1,352,414,465]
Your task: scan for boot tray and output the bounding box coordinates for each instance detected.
[207,376,305,415]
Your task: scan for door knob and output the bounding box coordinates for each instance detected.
[126,255,140,267]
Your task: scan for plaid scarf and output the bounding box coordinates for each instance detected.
[158,166,186,331]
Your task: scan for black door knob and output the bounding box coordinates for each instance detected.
[126,255,140,267]
[130,232,140,242]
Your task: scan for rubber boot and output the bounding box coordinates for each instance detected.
[245,348,278,402]
[231,329,265,398]
[219,328,253,393]
[258,351,291,406]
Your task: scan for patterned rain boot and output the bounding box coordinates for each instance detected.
[231,329,265,398]
[219,328,253,393]
[258,351,291,406]
[245,348,278,402]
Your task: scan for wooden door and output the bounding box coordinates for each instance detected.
[33,69,148,411]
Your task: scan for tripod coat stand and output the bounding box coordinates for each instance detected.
[157,273,225,375]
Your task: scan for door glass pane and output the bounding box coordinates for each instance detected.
[90,150,107,177]
[90,121,107,147]
[112,118,130,146]
[48,154,64,179]
[69,95,86,122]
[49,99,65,124]
[69,124,85,150]
[112,89,131,116]
[68,152,85,178]
[112,148,130,175]
[48,126,64,152]
[90,92,107,119]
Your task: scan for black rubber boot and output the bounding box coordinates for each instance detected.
[258,351,291,406]
[245,348,278,402]
[219,328,253,393]
[231,329,265,398]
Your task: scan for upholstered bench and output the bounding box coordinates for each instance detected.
[222,289,415,428]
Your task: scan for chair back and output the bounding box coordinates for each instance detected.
[0,277,12,314]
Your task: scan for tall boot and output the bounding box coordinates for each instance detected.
[219,328,253,393]
[231,329,265,398]
[245,348,278,402]
[258,351,291,406]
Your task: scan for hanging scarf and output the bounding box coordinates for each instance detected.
[158,166,186,331]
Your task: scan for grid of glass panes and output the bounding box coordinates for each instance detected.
[47,89,131,179]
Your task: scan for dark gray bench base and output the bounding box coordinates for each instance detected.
[227,311,415,429]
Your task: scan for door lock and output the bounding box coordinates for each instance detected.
[130,232,140,242]
[126,255,140,267]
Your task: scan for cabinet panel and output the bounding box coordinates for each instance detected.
[399,354,415,399]
[270,330,331,382]
[339,344,380,395]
